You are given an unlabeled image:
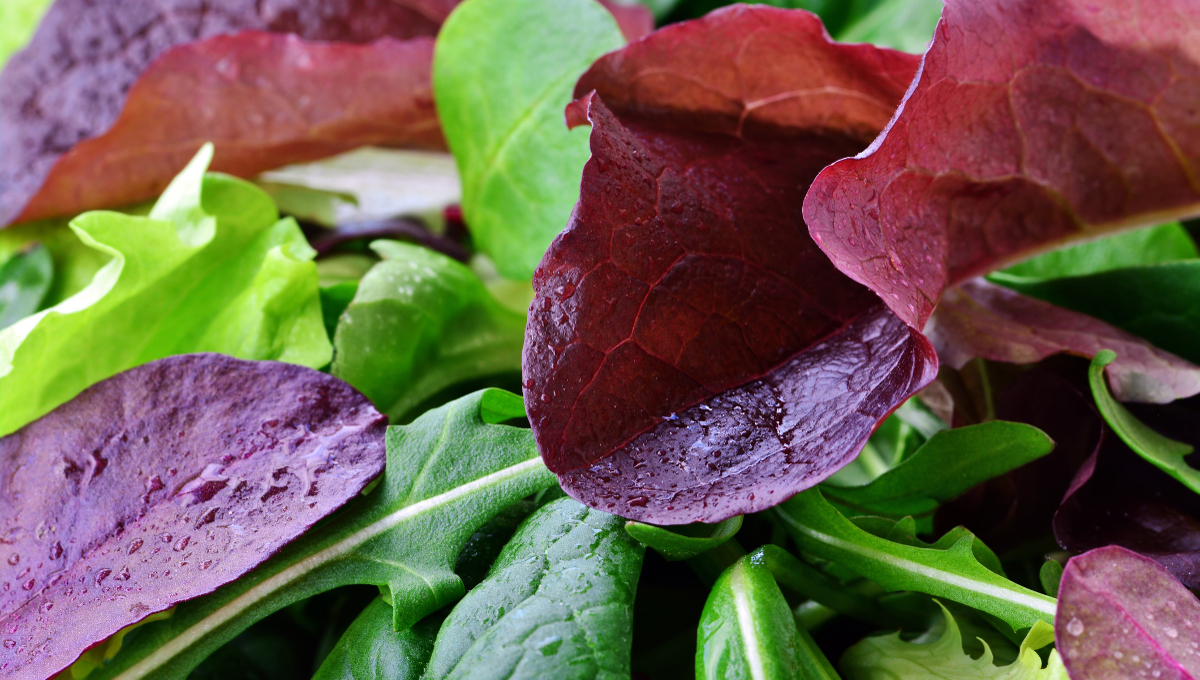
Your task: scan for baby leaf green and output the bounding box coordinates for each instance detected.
[312,599,439,680]
[0,242,51,329]
[423,497,645,680]
[996,222,1197,281]
[625,516,743,561]
[432,0,625,280]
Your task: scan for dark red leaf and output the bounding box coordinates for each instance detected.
[804,0,1200,330]
[0,354,386,679]
[0,0,450,226]
[523,7,935,524]
[1057,546,1200,679]
[928,280,1200,404]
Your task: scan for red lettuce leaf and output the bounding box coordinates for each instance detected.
[928,279,1200,404]
[1057,545,1200,679]
[523,7,935,524]
[0,0,449,226]
[804,0,1200,329]
[0,353,386,679]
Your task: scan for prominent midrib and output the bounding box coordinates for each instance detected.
[115,456,549,680]
[730,562,767,680]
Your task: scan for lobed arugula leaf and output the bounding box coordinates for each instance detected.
[312,599,440,680]
[625,516,743,561]
[0,243,50,329]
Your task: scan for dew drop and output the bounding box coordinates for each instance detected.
[48,542,62,560]
[39,601,52,613]
[173,536,190,552]
[95,569,111,584]
[2,640,12,649]
[128,539,144,555]
[1066,617,1084,636]
[1167,627,1179,639]
[21,579,34,591]
[1114,652,1124,659]
[5,554,16,566]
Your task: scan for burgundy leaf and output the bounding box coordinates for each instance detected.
[1057,545,1200,679]
[523,7,935,524]
[804,0,1200,330]
[927,279,1200,404]
[0,354,386,679]
[0,0,449,226]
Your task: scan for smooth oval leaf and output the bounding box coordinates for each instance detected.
[312,598,439,680]
[1056,546,1200,679]
[0,353,388,680]
[625,516,743,561]
[0,243,51,329]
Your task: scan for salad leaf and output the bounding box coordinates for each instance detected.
[331,240,526,422]
[775,490,1056,631]
[432,0,626,281]
[0,243,51,329]
[598,0,655,41]
[804,0,1200,330]
[997,222,1198,281]
[1056,546,1200,679]
[423,497,644,679]
[822,421,1053,518]
[0,145,330,437]
[0,0,51,65]
[927,279,1200,404]
[625,516,743,561]
[0,354,388,680]
[841,602,1065,680]
[312,599,439,680]
[837,0,941,54]
[0,0,451,226]
[85,389,555,680]
[1039,561,1063,598]
[525,7,936,524]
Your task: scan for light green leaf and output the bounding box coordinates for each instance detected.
[1088,349,1200,492]
[841,603,1067,680]
[837,0,942,53]
[0,145,330,437]
[0,243,52,329]
[433,0,625,280]
[998,222,1197,281]
[625,516,743,561]
[774,490,1056,631]
[90,390,557,680]
[822,422,1054,518]
[0,0,52,65]
[424,498,644,680]
[312,599,439,680]
[331,240,526,422]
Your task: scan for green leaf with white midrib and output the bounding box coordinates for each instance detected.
[91,390,556,680]
[774,490,1056,631]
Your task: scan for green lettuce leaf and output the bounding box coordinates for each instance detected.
[0,0,52,65]
[0,243,52,329]
[0,145,330,436]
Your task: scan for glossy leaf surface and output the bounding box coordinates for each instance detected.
[424,498,644,680]
[1056,546,1200,680]
[928,279,1200,404]
[0,244,51,330]
[84,390,555,680]
[525,7,935,524]
[805,0,1200,329]
[0,146,330,438]
[332,241,526,422]
[433,0,625,281]
[311,598,438,680]
[625,516,743,561]
[0,354,388,679]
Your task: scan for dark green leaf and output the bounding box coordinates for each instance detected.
[625,516,743,561]
[0,243,52,329]
[423,498,645,680]
[320,281,358,341]
[312,598,439,680]
[1039,561,1063,598]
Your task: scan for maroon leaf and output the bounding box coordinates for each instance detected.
[1057,545,1200,679]
[804,0,1200,330]
[523,7,935,524]
[0,354,386,678]
[0,0,450,226]
[927,279,1200,404]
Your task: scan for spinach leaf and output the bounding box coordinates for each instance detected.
[312,599,440,680]
[0,243,51,329]
[625,516,743,561]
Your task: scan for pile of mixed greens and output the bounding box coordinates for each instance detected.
[2,0,1200,678]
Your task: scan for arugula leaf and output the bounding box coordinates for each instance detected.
[0,0,50,65]
[837,0,942,53]
[0,145,330,437]
[331,240,526,422]
[841,602,1066,679]
[0,243,51,329]
[774,490,1056,631]
[822,421,1053,518]
[87,390,556,680]
[424,498,644,679]
[433,0,625,281]
[997,222,1197,280]
[697,552,840,680]
[625,516,743,561]
[312,598,439,680]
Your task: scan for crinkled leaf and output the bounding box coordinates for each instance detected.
[331,240,526,423]
[837,0,942,53]
[312,599,439,680]
[625,516,742,561]
[928,279,1200,404]
[822,421,1053,518]
[0,146,330,437]
[0,0,451,226]
[841,602,1066,680]
[81,390,555,680]
[524,7,935,524]
[422,498,643,680]
[0,244,51,330]
[775,490,1056,630]
[1056,546,1200,679]
[0,354,388,679]
[997,223,1198,281]
[804,0,1200,329]
[432,0,625,281]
